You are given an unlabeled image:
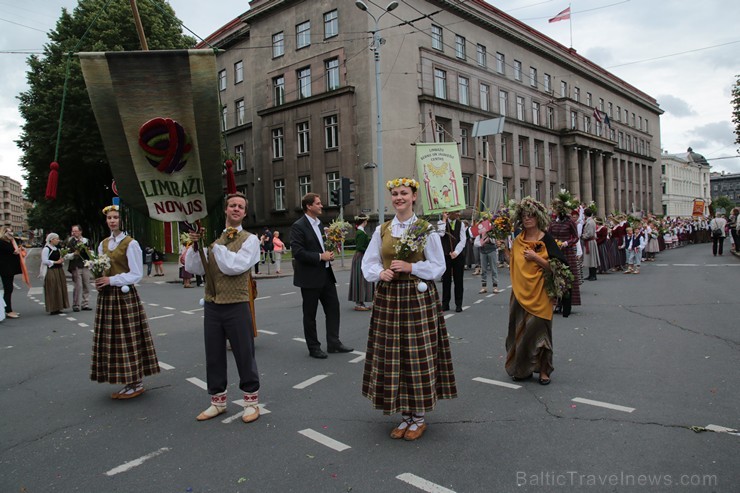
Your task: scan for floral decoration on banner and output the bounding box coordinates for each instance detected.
[385,178,420,190]
[84,253,111,278]
[325,219,351,253]
[223,227,239,243]
[395,219,431,260]
[179,232,192,247]
[544,258,574,300]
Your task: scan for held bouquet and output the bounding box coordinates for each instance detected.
[179,232,192,246]
[395,220,431,260]
[544,259,574,300]
[84,253,111,278]
[489,211,513,241]
[324,219,351,253]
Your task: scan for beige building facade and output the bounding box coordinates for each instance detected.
[204,0,662,227]
[0,175,25,232]
[660,151,711,217]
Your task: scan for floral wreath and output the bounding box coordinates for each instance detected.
[511,196,551,231]
[102,205,120,215]
[386,178,420,190]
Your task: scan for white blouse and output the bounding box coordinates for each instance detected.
[184,227,260,276]
[98,232,143,286]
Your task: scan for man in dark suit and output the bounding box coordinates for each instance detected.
[291,193,353,359]
[438,211,467,312]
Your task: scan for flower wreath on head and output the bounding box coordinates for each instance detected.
[511,196,551,231]
[102,205,119,215]
[386,178,420,190]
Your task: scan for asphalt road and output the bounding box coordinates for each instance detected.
[1,244,738,492]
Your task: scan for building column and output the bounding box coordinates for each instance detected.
[604,154,615,215]
[615,156,622,212]
[493,133,503,182]
[568,146,580,197]
[630,160,637,213]
[529,138,537,198]
[544,142,552,205]
[580,150,593,203]
[594,152,605,214]
[512,132,521,200]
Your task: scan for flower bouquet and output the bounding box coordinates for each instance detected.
[180,232,192,246]
[544,259,574,300]
[489,211,513,241]
[84,253,111,278]
[325,219,351,253]
[394,219,431,260]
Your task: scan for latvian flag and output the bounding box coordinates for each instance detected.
[593,107,604,123]
[548,7,571,23]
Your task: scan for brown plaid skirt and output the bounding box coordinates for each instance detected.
[505,295,553,379]
[90,286,159,384]
[362,279,457,414]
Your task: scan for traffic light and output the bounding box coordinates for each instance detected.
[330,186,341,206]
[341,177,355,206]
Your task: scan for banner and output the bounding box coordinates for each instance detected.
[692,199,705,217]
[79,50,223,222]
[416,142,465,215]
[474,174,504,216]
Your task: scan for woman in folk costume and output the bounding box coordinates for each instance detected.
[595,218,612,274]
[547,192,581,317]
[91,203,159,399]
[348,214,374,311]
[41,233,70,315]
[644,220,660,261]
[581,208,599,281]
[1,227,25,319]
[506,197,567,385]
[361,178,457,441]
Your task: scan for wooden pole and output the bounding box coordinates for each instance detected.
[130,0,149,51]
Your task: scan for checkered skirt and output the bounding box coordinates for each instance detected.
[90,286,159,384]
[362,279,457,414]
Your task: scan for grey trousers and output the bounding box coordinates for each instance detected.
[70,266,91,308]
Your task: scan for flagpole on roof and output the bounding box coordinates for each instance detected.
[569,3,573,48]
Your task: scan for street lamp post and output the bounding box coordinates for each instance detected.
[355,0,398,225]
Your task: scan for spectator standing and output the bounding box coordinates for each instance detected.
[67,225,92,312]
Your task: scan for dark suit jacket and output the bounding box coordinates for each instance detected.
[290,215,337,289]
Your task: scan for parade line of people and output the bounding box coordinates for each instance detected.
[1,184,736,441]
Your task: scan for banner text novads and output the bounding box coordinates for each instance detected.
[516,471,718,488]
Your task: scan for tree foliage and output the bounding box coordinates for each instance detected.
[733,75,740,147]
[17,0,195,241]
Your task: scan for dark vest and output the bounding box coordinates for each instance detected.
[442,220,462,255]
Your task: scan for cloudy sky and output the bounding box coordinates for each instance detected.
[1,0,738,189]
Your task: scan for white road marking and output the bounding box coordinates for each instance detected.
[486,294,494,298]
[66,317,76,321]
[104,447,171,476]
[349,351,366,363]
[158,362,175,370]
[148,303,159,307]
[298,429,351,452]
[255,296,271,301]
[149,314,174,320]
[293,337,307,343]
[396,473,456,493]
[474,299,484,304]
[281,291,296,296]
[221,403,272,423]
[258,330,277,335]
[472,377,521,390]
[3,346,13,349]
[28,287,43,296]
[58,313,66,317]
[293,374,329,389]
[444,314,454,320]
[154,281,165,284]
[78,323,88,328]
[163,306,175,310]
[705,424,740,436]
[673,263,697,267]
[186,377,208,390]
[572,397,635,413]
[462,306,470,311]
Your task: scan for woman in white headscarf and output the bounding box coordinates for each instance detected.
[41,232,70,315]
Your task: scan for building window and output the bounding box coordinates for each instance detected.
[584,115,591,133]
[514,60,522,81]
[218,70,226,91]
[586,92,592,106]
[544,73,551,93]
[460,127,469,157]
[296,21,311,49]
[503,178,510,202]
[234,61,243,84]
[272,32,284,58]
[480,83,489,111]
[632,112,636,127]
[455,35,466,59]
[476,44,487,66]
[272,128,284,159]
[535,181,542,201]
[462,175,470,206]
[325,58,340,91]
[616,106,621,121]
[327,172,340,205]
[618,132,624,148]
[518,138,525,164]
[297,122,310,154]
[520,179,527,198]
[274,179,286,211]
[235,99,245,126]
[574,86,580,102]
[547,107,554,129]
[458,76,469,106]
[297,67,311,99]
[516,96,525,121]
[221,106,227,130]
[532,101,540,125]
[599,98,605,112]
[435,122,446,143]
[273,75,285,106]
[644,119,649,133]
[638,116,643,131]
[431,25,443,50]
[624,108,629,122]
[499,90,508,116]
[234,144,245,171]
[324,10,338,39]
[608,102,613,117]
[324,115,338,150]
[481,138,489,160]
[299,175,312,197]
[501,135,508,162]
[560,80,568,98]
[434,69,447,99]
[529,67,537,87]
[570,111,577,129]
[496,52,505,74]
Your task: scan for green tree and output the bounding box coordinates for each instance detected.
[733,75,740,146]
[17,0,194,241]
[711,196,734,214]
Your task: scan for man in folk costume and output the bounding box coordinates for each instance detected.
[185,193,262,423]
[581,208,599,281]
[437,210,467,312]
[66,225,92,312]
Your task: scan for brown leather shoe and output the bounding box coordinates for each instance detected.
[390,426,407,439]
[113,386,145,400]
[196,405,227,421]
[242,405,260,423]
[403,423,427,441]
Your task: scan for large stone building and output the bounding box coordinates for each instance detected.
[202,0,662,227]
[660,149,711,217]
[0,175,25,232]
[710,171,740,205]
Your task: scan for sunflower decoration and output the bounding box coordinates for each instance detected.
[511,196,551,231]
[386,178,420,190]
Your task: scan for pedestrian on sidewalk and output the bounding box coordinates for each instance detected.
[41,233,69,315]
[348,214,374,311]
[272,231,285,274]
[67,225,92,312]
[474,230,500,294]
[709,212,727,256]
[1,227,23,319]
[152,248,165,276]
